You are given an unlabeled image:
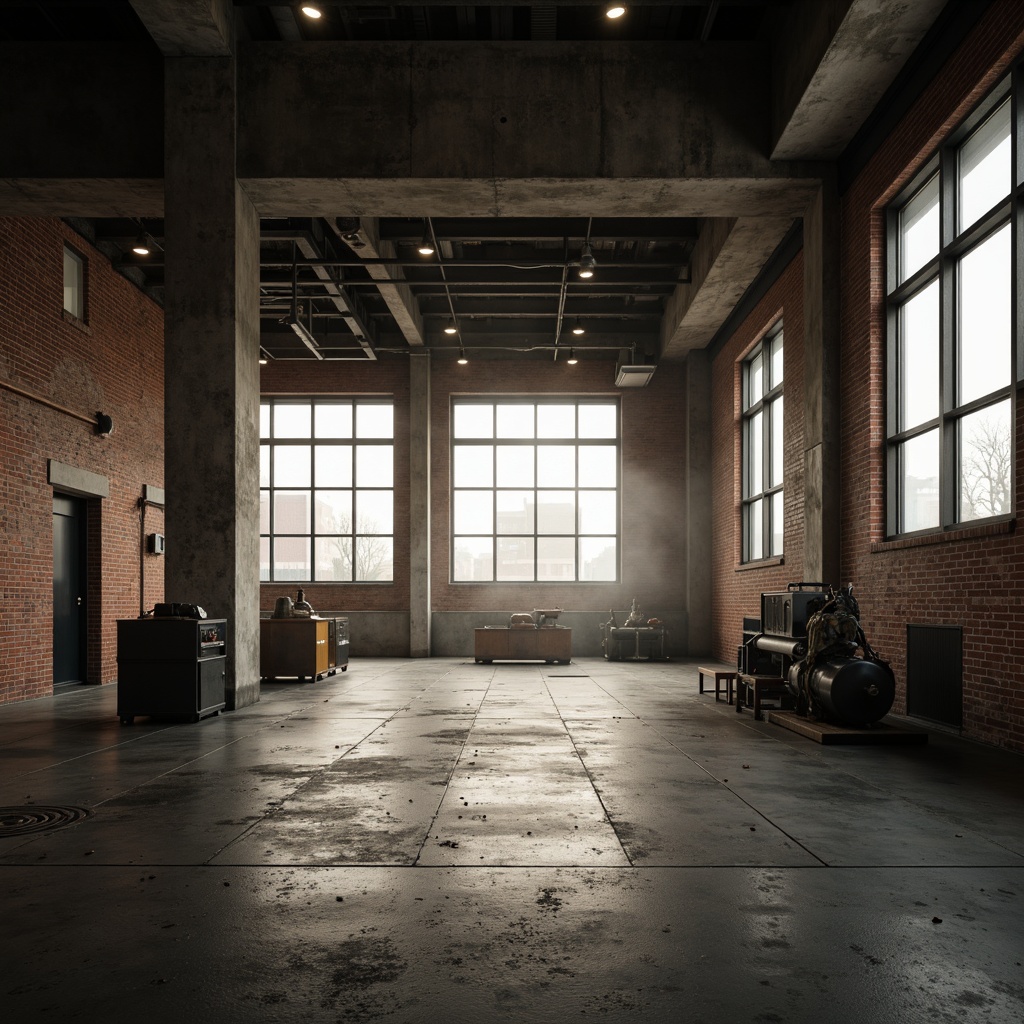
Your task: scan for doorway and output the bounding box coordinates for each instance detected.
[53,494,87,686]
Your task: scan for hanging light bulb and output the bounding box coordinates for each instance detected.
[457,347,468,365]
[567,348,578,365]
[578,243,596,279]
[300,4,322,19]
[606,5,626,19]
[572,319,585,335]
[444,319,458,335]
[132,230,151,256]
[417,220,435,256]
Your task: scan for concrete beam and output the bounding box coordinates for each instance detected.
[130,0,234,57]
[0,43,163,214]
[239,177,824,221]
[660,216,796,359]
[344,219,426,347]
[237,41,811,196]
[772,0,949,160]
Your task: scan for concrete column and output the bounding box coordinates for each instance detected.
[409,352,431,656]
[802,174,841,587]
[684,349,713,655]
[163,56,261,709]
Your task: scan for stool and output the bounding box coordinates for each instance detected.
[698,666,737,704]
[735,673,789,721]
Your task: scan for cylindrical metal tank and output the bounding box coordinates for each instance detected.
[755,635,806,659]
[788,656,895,726]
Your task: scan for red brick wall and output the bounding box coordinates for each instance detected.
[839,0,1024,752]
[430,358,688,620]
[710,253,805,663]
[258,356,411,614]
[0,217,165,704]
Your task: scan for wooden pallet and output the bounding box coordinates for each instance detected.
[766,711,929,745]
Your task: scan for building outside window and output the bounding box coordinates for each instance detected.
[63,244,84,320]
[451,398,619,583]
[886,77,1016,535]
[741,324,784,562]
[260,398,394,582]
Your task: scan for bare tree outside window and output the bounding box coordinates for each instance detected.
[960,405,1011,521]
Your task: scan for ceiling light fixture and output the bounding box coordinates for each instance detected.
[417,220,436,256]
[572,319,585,335]
[567,348,578,365]
[444,320,458,335]
[457,347,468,365]
[300,4,322,19]
[606,5,627,19]
[578,243,596,279]
[131,230,151,256]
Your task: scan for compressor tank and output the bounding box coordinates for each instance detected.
[788,656,895,727]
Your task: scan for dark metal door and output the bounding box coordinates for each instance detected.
[53,495,86,685]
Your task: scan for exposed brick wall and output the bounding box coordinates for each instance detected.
[429,358,688,625]
[258,356,412,614]
[839,0,1024,752]
[710,253,805,664]
[0,217,165,704]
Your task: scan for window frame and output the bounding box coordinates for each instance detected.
[885,73,1020,537]
[741,323,784,563]
[63,243,85,321]
[450,396,620,584]
[259,397,395,584]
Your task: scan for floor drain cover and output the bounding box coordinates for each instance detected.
[0,805,91,837]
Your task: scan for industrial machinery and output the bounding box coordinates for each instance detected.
[741,582,895,727]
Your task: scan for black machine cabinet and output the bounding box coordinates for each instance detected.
[760,583,829,638]
[327,616,349,673]
[117,618,227,725]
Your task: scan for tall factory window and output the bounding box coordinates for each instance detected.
[887,77,1016,535]
[451,398,619,583]
[259,398,394,582]
[63,244,84,320]
[741,324,784,562]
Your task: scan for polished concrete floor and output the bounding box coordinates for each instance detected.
[1,657,1022,1023]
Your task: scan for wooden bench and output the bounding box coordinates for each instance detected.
[735,673,790,721]
[698,665,737,704]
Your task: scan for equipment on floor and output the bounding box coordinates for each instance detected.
[741,582,895,727]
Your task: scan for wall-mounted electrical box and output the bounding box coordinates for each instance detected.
[147,533,165,555]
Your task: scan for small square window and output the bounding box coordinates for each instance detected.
[63,245,84,320]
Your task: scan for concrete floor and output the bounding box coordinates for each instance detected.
[1,657,1022,1023]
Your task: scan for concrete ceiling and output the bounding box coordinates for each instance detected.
[0,1,969,361]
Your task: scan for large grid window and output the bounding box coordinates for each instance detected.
[451,398,619,582]
[742,325,784,562]
[260,398,394,582]
[886,77,1017,535]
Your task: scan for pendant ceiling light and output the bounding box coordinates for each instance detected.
[578,243,596,279]
[417,220,435,256]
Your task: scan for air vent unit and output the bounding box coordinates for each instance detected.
[614,363,656,387]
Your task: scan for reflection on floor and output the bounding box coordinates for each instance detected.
[2,658,1022,1022]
